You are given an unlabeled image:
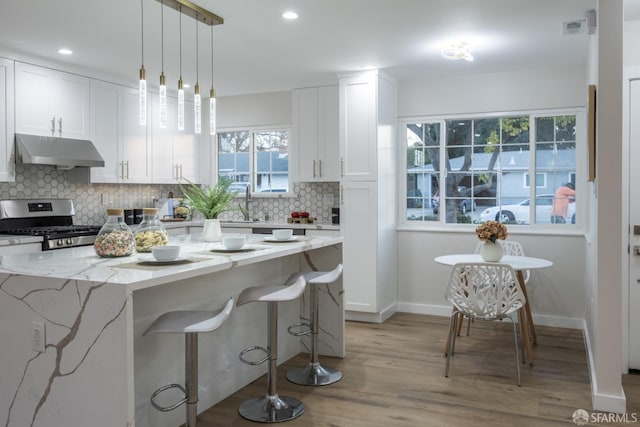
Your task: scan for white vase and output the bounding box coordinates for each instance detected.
[480,241,504,262]
[202,218,222,242]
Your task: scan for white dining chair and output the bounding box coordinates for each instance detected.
[474,240,530,283]
[444,262,526,386]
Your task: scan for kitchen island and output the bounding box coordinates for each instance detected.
[0,233,343,427]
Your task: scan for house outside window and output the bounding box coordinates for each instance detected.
[403,111,579,226]
[218,128,290,194]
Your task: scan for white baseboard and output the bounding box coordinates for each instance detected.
[345,303,397,323]
[582,320,627,413]
[397,302,584,329]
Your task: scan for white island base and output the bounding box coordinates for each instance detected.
[0,234,343,427]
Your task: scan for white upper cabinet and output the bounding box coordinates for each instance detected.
[90,79,121,183]
[150,93,199,184]
[15,62,90,139]
[0,58,15,182]
[293,85,339,182]
[121,86,151,182]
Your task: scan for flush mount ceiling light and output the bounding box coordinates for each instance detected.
[57,48,72,55]
[441,42,474,62]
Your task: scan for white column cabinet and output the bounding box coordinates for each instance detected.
[0,58,15,182]
[293,85,339,182]
[339,70,397,322]
[15,62,90,139]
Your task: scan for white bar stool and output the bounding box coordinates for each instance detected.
[237,274,307,423]
[143,297,234,427]
[286,264,343,386]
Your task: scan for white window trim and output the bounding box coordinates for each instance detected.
[215,124,295,198]
[398,107,586,230]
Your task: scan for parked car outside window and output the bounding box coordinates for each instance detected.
[479,194,576,224]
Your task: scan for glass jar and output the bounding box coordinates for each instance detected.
[174,198,190,220]
[94,209,135,257]
[134,208,169,252]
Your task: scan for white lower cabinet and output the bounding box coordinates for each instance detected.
[0,58,15,182]
[305,229,340,238]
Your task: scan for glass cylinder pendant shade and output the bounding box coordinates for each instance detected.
[178,77,185,131]
[139,66,147,125]
[159,73,167,129]
[194,83,201,134]
[209,87,216,135]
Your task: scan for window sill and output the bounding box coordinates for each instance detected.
[396,222,586,238]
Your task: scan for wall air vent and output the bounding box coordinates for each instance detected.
[562,19,586,35]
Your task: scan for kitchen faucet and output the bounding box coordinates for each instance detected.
[242,184,252,220]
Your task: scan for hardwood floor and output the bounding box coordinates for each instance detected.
[196,313,640,427]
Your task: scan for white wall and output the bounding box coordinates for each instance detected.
[398,65,586,117]
[588,0,625,413]
[624,20,640,67]
[217,91,291,128]
[396,66,590,327]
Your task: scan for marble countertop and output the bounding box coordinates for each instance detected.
[0,234,343,292]
[0,234,43,245]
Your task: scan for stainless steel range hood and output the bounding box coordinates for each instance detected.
[15,134,105,170]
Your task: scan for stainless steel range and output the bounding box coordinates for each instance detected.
[0,199,101,250]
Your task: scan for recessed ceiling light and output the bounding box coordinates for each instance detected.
[57,48,73,55]
[361,65,377,70]
[282,11,298,20]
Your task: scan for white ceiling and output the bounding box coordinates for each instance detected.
[0,0,613,97]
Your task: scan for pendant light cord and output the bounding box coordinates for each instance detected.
[179,7,182,78]
[210,25,214,83]
[195,13,199,84]
[160,0,164,72]
[140,0,144,65]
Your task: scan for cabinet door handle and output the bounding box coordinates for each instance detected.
[179,164,183,180]
[57,118,62,137]
[50,117,56,137]
[174,164,178,180]
[313,160,316,178]
[125,161,129,179]
[340,158,344,177]
[319,160,322,178]
[119,161,124,179]
[341,185,344,205]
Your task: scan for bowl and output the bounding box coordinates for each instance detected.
[152,245,181,261]
[222,235,246,250]
[272,229,293,240]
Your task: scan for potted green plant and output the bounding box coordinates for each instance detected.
[179,177,240,241]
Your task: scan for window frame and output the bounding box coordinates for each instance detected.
[215,125,294,198]
[399,108,585,231]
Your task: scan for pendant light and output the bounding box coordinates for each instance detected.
[159,0,167,129]
[139,0,147,126]
[177,7,185,131]
[209,25,216,136]
[194,13,201,134]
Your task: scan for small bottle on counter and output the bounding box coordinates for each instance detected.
[134,208,168,252]
[94,209,136,257]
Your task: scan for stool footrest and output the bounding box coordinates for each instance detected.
[150,383,188,412]
[239,345,269,365]
[287,322,312,337]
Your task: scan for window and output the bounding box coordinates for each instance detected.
[403,111,579,226]
[524,173,546,188]
[218,128,290,193]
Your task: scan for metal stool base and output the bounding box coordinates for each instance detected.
[238,395,304,423]
[286,363,342,386]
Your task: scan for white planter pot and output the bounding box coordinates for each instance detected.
[202,218,222,242]
[480,241,504,262]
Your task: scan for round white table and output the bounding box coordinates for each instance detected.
[434,254,553,365]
